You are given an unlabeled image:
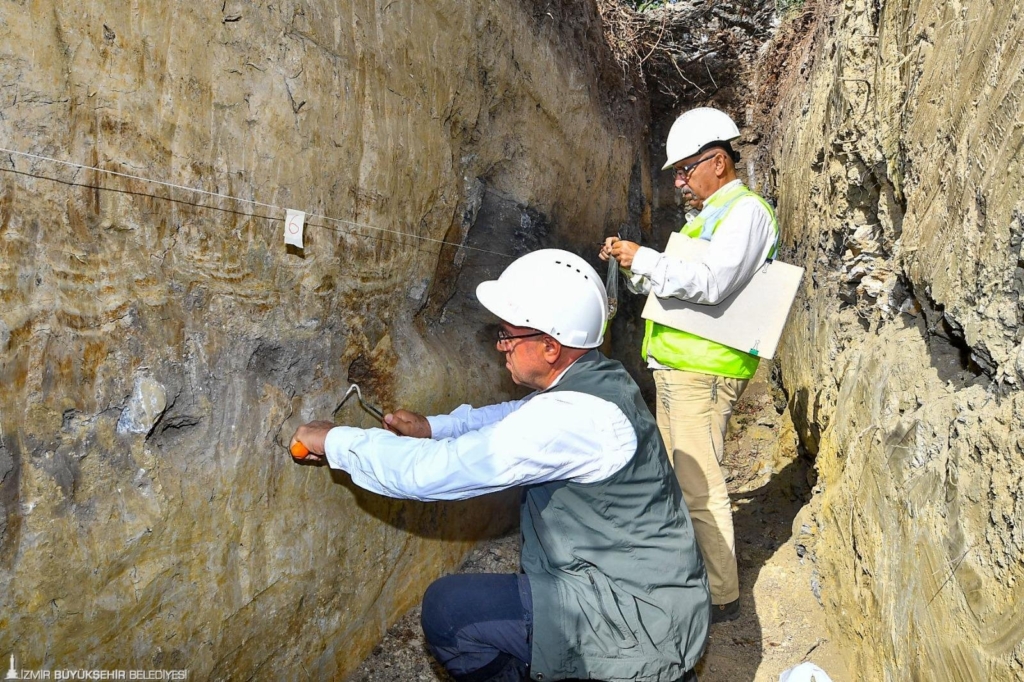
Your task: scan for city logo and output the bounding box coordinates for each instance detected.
[2,653,188,680]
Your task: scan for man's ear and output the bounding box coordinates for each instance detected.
[542,335,562,363]
[714,150,728,178]
[716,149,736,179]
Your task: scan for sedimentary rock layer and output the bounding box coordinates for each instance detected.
[763,0,1024,678]
[0,1,643,676]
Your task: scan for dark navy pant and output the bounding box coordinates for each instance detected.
[421,573,532,682]
[420,572,700,682]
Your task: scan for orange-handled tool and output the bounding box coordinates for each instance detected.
[290,441,310,459]
[288,383,384,461]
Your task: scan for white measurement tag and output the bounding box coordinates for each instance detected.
[284,209,305,248]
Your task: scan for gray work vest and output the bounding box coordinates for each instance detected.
[522,350,710,681]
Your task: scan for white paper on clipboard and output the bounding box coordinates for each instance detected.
[640,233,804,360]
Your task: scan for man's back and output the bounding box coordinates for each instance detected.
[522,350,710,681]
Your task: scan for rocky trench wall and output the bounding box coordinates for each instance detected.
[761,0,1024,678]
[0,0,645,676]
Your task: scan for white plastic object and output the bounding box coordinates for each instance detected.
[662,107,741,170]
[476,249,608,349]
[779,662,834,682]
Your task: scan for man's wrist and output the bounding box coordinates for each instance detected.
[425,415,450,440]
[323,426,356,467]
[630,246,660,276]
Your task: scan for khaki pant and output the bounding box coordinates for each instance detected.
[654,369,748,605]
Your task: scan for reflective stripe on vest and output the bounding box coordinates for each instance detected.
[641,183,779,379]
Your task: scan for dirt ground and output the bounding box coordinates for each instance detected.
[347,364,851,682]
[694,368,849,682]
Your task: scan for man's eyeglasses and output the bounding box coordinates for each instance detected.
[673,152,718,180]
[496,329,546,345]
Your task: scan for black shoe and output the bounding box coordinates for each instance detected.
[710,599,740,624]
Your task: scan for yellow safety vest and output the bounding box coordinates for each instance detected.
[641,183,779,379]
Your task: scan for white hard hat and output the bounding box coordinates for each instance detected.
[662,107,740,170]
[476,249,608,349]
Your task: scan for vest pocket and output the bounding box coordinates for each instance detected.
[586,568,639,651]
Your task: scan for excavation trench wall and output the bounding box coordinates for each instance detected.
[761,0,1024,678]
[0,1,644,676]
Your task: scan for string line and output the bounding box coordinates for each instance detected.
[0,146,514,259]
[0,164,458,263]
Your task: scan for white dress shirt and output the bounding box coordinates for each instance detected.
[323,365,637,501]
[624,180,776,305]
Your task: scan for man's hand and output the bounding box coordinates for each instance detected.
[600,236,640,269]
[289,420,335,463]
[383,409,431,438]
[608,239,640,270]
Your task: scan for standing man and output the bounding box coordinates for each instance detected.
[600,107,779,623]
[291,249,709,682]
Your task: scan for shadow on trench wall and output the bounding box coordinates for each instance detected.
[305,464,522,542]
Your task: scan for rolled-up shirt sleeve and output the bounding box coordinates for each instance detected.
[627,196,776,305]
[324,391,637,501]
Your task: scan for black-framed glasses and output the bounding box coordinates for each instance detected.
[496,329,546,345]
[673,152,718,180]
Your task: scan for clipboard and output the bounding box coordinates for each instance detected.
[640,233,804,360]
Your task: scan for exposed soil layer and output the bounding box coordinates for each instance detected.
[0,1,649,675]
[756,0,1024,676]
